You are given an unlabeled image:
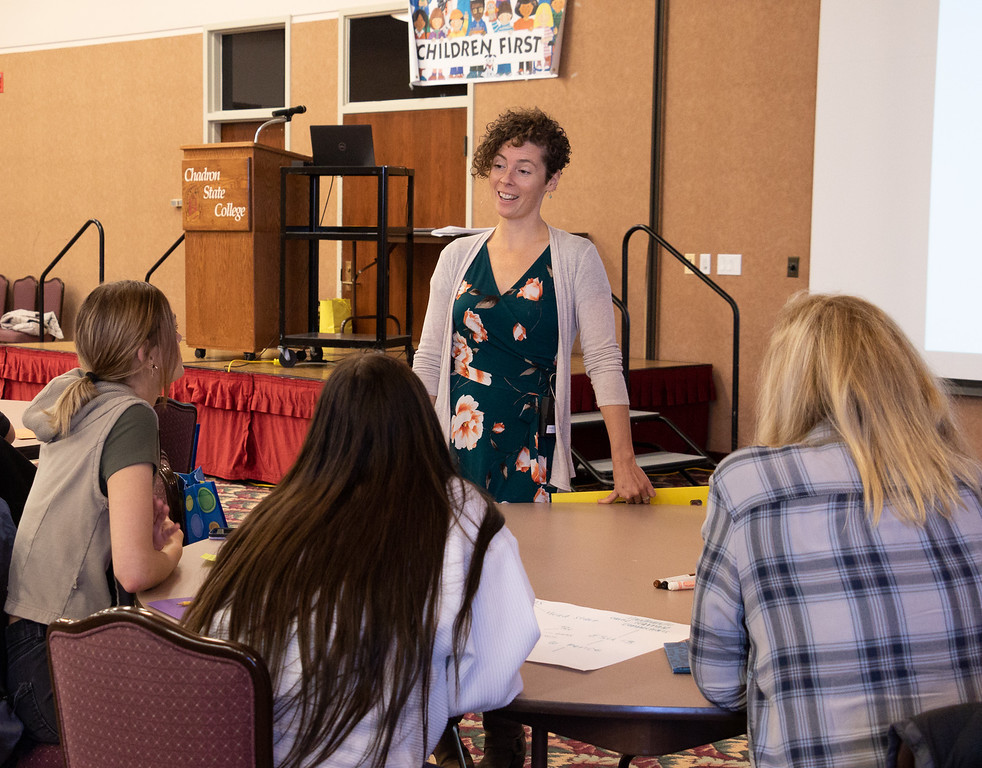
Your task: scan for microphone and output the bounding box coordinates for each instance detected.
[271,105,307,120]
[254,105,306,142]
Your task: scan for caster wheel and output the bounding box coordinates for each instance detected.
[278,348,297,368]
[308,347,324,363]
[296,349,308,362]
[194,348,206,359]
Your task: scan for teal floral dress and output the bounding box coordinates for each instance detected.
[449,243,558,503]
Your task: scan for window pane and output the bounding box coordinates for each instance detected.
[348,15,465,102]
[221,29,285,110]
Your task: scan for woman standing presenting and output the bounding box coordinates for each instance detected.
[5,280,185,747]
[414,107,653,506]
[414,107,653,767]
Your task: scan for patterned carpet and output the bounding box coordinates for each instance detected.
[454,714,749,768]
[213,479,272,527]
[210,472,750,768]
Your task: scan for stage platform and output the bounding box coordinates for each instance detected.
[0,343,715,485]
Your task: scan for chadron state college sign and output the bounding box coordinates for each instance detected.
[181,158,251,231]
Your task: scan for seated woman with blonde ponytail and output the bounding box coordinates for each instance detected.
[4,280,185,748]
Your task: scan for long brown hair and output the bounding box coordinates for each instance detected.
[183,352,503,767]
[48,280,181,436]
[756,292,980,524]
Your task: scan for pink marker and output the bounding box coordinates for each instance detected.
[667,578,696,591]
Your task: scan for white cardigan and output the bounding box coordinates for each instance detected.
[413,226,629,490]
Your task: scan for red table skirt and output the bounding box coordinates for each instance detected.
[0,347,314,484]
[0,347,714,483]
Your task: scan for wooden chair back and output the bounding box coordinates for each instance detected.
[47,606,273,768]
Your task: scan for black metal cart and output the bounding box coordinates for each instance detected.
[277,164,415,366]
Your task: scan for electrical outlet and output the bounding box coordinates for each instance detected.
[787,256,800,278]
[699,253,712,274]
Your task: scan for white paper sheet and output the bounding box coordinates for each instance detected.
[527,599,690,672]
[429,226,495,237]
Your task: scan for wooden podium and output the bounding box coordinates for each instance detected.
[181,142,310,357]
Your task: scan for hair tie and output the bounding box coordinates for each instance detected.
[84,371,101,383]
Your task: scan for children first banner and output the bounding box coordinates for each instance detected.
[409,0,567,85]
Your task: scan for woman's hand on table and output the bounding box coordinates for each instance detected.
[597,404,656,504]
[599,457,655,505]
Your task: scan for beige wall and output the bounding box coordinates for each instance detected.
[656,1,821,452]
[289,19,340,302]
[0,35,201,337]
[290,20,339,161]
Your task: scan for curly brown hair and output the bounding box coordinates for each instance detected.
[472,107,571,179]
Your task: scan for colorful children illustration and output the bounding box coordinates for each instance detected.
[469,0,487,34]
[550,0,565,28]
[447,8,467,77]
[513,0,537,74]
[413,9,429,39]
[534,2,554,71]
[466,0,488,77]
[429,5,447,38]
[495,0,514,31]
[513,0,537,30]
[426,6,447,80]
[484,0,499,27]
[494,0,514,75]
[412,0,564,83]
[448,8,467,37]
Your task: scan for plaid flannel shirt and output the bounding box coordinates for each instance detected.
[690,432,982,768]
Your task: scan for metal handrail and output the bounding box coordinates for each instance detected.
[145,234,186,283]
[622,224,741,451]
[36,219,105,344]
[611,294,631,394]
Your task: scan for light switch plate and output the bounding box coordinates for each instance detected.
[717,253,742,275]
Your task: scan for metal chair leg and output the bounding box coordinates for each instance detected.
[451,722,472,768]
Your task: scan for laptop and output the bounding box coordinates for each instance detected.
[309,125,376,167]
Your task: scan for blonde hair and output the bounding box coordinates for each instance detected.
[756,292,980,525]
[49,280,181,436]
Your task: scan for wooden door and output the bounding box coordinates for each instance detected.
[341,108,467,341]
